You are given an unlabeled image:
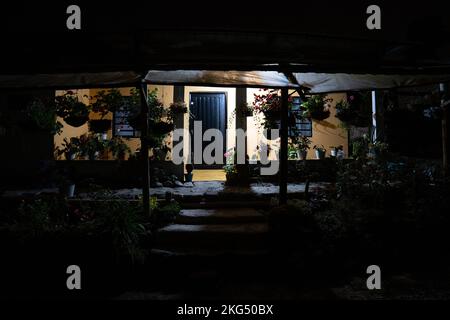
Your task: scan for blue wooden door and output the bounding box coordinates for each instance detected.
[189,92,227,167]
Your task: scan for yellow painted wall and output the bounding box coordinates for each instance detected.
[55,86,174,160]
[310,92,348,158]
[55,86,348,162]
[246,89,348,160]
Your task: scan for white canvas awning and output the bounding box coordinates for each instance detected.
[1,70,450,93]
[144,70,298,88]
[144,70,450,92]
[293,73,450,93]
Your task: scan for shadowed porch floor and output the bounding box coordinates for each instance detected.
[98,181,332,202]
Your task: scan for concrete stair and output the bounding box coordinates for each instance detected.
[154,208,269,255]
[176,208,266,224]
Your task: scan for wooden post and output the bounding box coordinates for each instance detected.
[441,83,450,176]
[173,86,185,181]
[279,88,289,205]
[235,87,249,184]
[139,81,151,216]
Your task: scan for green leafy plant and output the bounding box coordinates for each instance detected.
[26,98,63,134]
[229,102,253,126]
[91,199,148,264]
[55,91,90,127]
[107,137,131,160]
[88,119,111,133]
[301,94,332,121]
[288,136,311,160]
[313,145,326,153]
[79,134,106,160]
[150,201,181,229]
[335,92,372,127]
[90,89,124,118]
[168,101,190,123]
[55,137,81,160]
[126,89,174,151]
[253,90,282,129]
[294,135,312,152]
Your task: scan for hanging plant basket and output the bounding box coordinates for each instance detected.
[335,108,357,124]
[151,122,175,135]
[308,109,331,121]
[352,115,371,127]
[89,119,112,133]
[127,114,141,130]
[335,92,372,127]
[301,94,332,121]
[64,115,90,128]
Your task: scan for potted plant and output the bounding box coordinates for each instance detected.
[153,145,171,161]
[335,99,355,124]
[56,137,81,160]
[88,119,111,136]
[60,180,76,198]
[224,163,239,185]
[253,90,282,130]
[168,101,190,123]
[288,143,298,160]
[25,98,63,135]
[55,167,77,198]
[55,91,90,128]
[301,94,332,121]
[107,137,131,160]
[330,146,338,157]
[335,92,372,127]
[185,163,194,182]
[296,135,311,160]
[88,89,125,137]
[90,89,124,117]
[79,134,105,160]
[313,145,326,159]
[329,145,344,158]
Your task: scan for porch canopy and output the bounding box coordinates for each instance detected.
[144,70,450,93]
[2,70,450,93]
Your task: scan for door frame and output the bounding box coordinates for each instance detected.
[189,91,228,169]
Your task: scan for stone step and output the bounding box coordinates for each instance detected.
[155,223,269,252]
[181,200,271,209]
[176,208,266,225]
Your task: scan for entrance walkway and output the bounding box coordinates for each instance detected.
[193,170,226,182]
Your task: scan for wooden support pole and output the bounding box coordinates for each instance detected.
[173,86,185,180]
[235,87,249,183]
[441,83,450,177]
[139,81,151,216]
[279,88,289,205]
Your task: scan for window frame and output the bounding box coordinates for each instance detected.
[289,96,312,137]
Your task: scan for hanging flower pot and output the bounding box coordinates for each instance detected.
[335,92,372,127]
[308,109,331,121]
[55,92,91,128]
[301,94,332,121]
[88,119,112,133]
[64,115,89,127]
